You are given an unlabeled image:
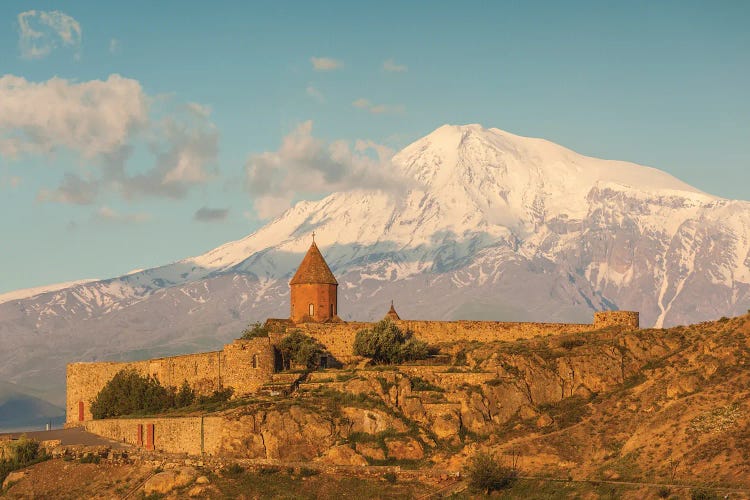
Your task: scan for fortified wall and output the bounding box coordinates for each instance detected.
[271,311,640,362]
[66,338,274,425]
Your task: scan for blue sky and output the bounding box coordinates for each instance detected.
[1,0,748,294]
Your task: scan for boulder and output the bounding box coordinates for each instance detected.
[341,407,408,434]
[385,437,424,460]
[316,445,368,466]
[430,411,461,440]
[2,470,25,489]
[666,375,700,398]
[355,442,386,461]
[188,485,208,497]
[536,414,553,428]
[143,466,197,495]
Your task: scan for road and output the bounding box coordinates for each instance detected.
[0,426,128,448]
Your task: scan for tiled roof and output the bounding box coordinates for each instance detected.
[289,242,338,285]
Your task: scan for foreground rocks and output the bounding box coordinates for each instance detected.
[143,466,198,495]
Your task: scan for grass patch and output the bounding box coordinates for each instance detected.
[559,338,586,350]
[537,396,591,432]
[410,376,444,392]
[210,468,425,498]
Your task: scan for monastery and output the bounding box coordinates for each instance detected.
[66,240,639,425]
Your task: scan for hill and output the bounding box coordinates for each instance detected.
[4,314,749,498]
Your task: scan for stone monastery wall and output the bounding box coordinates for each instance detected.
[292,311,639,362]
[66,338,273,424]
[66,311,638,424]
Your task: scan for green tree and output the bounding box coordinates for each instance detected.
[464,451,517,494]
[278,330,324,369]
[175,380,195,407]
[240,322,269,339]
[353,319,430,364]
[90,369,174,419]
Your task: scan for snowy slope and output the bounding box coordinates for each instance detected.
[1,123,749,407]
[0,279,98,305]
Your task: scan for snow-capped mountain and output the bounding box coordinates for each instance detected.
[2,124,749,410]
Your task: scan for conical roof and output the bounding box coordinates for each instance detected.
[385,300,401,320]
[290,242,338,285]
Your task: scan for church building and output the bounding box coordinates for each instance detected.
[289,239,339,323]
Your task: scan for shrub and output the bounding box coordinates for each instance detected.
[353,319,430,364]
[298,467,320,477]
[657,486,672,498]
[0,436,46,486]
[223,463,245,476]
[383,471,397,484]
[240,322,269,340]
[464,452,517,494]
[410,376,444,392]
[278,330,324,370]
[175,380,196,407]
[559,338,586,350]
[90,370,175,419]
[197,387,234,405]
[453,350,468,366]
[79,454,101,464]
[7,436,41,463]
[691,488,719,500]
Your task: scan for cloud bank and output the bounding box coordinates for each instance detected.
[0,74,218,204]
[18,10,82,59]
[244,121,410,219]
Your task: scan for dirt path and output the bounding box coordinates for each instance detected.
[0,426,128,448]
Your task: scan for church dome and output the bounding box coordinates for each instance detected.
[289,242,338,285]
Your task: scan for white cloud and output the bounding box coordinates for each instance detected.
[306,85,325,103]
[352,97,404,115]
[383,59,407,72]
[18,10,82,60]
[109,38,121,54]
[0,74,148,158]
[310,57,343,71]
[95,206,151,224]
[0,74,218,204]
[244,121,411,219]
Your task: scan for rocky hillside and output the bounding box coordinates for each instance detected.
[183,314,749,489]
[3,314,749,498]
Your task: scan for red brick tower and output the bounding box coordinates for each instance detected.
[290,238,338,323]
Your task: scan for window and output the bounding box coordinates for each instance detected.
[252,354,258,369]
[309,303,314,316]
[330,303,334,317]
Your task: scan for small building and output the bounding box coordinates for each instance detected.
[289,240,339,323]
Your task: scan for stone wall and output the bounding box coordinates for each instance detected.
[84,417,207,455]
[66,338,273,425]
[594,311,640,330]
[282,312,638,362]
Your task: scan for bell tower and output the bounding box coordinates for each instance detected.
[289,235,338,323]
